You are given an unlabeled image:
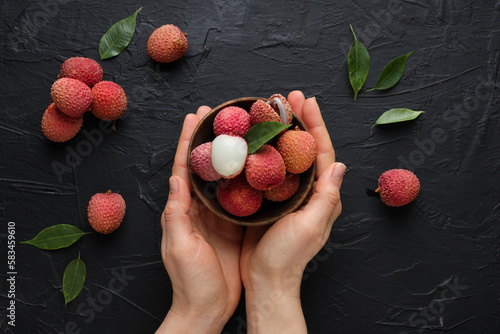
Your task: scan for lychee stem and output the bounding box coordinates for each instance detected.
[375,188,380,193]
[112,120,117,131]
[105,190,113,195]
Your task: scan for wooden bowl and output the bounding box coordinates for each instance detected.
[187,97,316,226]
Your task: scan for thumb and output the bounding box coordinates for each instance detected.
[302,162,346,233]
[162,176,194,245]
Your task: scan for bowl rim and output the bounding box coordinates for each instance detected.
[187,96,316,226]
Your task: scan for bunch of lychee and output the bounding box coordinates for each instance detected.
[190,94,317,217]
[41,57,128,143]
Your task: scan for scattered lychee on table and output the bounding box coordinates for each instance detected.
[87,190,126,234]
[58,57,103,88]
[147,24,188,63]
[91,81,128,121]
[41,103,83,142]
[376,169,420,207]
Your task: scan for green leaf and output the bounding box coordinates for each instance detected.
[245,122,292,154]
[63,253,86,306]
[371,108,424,133]
[367,51,413,91]
[99,8,142,60]
[348,25,370,101]
[21,224,90,250]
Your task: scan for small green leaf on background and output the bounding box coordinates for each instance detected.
[245,122,292,154]
[99,8,142,60]
[21,224,90,250]
[63,253,86,306]
[371,108,424,133]
[367,51,413,91]
[348,25,370,101]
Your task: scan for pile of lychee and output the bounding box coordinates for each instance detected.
[190,94,317,217]
[41,57,128,143]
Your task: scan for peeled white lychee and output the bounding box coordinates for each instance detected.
[211,134,248,178]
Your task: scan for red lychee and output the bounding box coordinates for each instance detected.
[41,103,83,142]
[245,144,286,190]
[87,190,126,234]
[276,127,317,174]
[376,169,420,207]
[147,24,188,63]
[213,106,251,137]
[217,175,262,217]
[59,57,103,88]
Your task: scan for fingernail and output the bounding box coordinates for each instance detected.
[332,163,346,181]
[169,177,179,194]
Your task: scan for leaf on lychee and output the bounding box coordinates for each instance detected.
[99,8,142,60]
[371,108,424,134]
[245,121,291,154]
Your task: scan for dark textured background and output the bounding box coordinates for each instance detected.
[1,0,500,333]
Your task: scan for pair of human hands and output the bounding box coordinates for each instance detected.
[156,91,345,334]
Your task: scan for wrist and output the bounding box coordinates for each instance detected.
[156,308,226,334]
[244,288,306,334]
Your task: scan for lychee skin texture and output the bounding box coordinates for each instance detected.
[217,175,262,217]
[41,103,83,142]
[213,106,251,137]
[51,78,93,118]
[87,190,126,234]
[245,144,286,191]
[264,173,300,202]
[249,99,281,126]
[91,81,127,121]
[377,169,420,207]
[147,24,188,63]
[190,142,222,181]
[277,128,317,174]
[59,57,103,88]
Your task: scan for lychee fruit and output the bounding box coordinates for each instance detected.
[91,81,127,121]
[268,93,293,125]
[190,142,222,181]
[41,103,83,142]
[263,173,300,202]
[249,100,281,125]
[213,106,251,137]
[245,144,286,190]
[217,175,262,217]
[59,57,103,88]
[147,24,188,63]
[376,169,420,207]
[211,134,248,178]
[277,127,317,174]
[249,94,293,126]
[51,78,93,118]
[87,190,126,234]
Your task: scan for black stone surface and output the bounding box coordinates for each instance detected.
[1,0,500,333]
